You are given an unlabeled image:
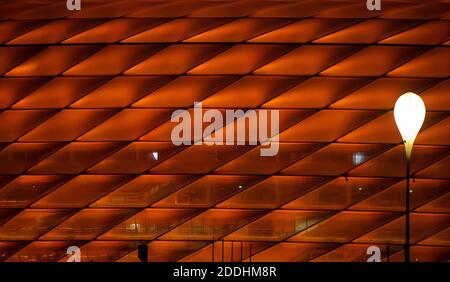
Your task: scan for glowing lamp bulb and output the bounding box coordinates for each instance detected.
[394,92,426,157]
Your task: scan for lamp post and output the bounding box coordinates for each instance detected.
[393,92,426,263]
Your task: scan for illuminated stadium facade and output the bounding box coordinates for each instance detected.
[0,0,449,262]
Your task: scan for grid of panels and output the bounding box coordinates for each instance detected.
[0,0,449,262]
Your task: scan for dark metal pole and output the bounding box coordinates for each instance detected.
[212,237,214,262]
[386,245,390,262]
[222,239,224,262]
[240,242,243,262]
[405,156,410,263]
[231,241,234,262]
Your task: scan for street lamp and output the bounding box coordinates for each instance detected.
[393,92,426,263]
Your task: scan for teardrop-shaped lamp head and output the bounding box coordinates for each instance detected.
[394,92,426,148]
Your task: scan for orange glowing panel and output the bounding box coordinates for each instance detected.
[0,242,26,262]
[125,44,229,75]
[280,110,382,142]
[153,175,264,208]
[415,117,450,146]
[64,45,163,76]
[150,144,253,174]
[102,105,190,140]
[0,77,48,109]
[0,110,55,142]
[316,1,420,19]
[12,77,110,109]
[0,0,448,263]
[70,76,173,108]
[7,19,105,44]
[0,177,11,189]
[188,44,294,75]
[281,144,390,176]
[0,20,44,44]
[91,175,198,208]
[32,175,133,208]
[388,48,450,78]
[185,18,292,42]
[381,2,448,20]
[354,213,450,244]
[312,244,399,262]
[62,19,164,43]
[123,18,229,43]
[201,76,304,108]
[329,78,439,110]
[338,111,447,144]
[0,46,43,75]
[0,209,75,240]
[254,45,360,75]
[127,1,219,18]
[262,77,371,109]
[0,143,62,175]
[6,241,81,262]
[142,109,312,143]
[88,142,186,174]
[420,80,450,111]
[249,19,357,43]
[180,241,274,262]
[380,21,450,45]
[160,209,266,241]
[6,45,101,76]
[63,1,147,19]
[61,241,145,262]
[418,155,450,179]
[225,210,334,241]
[321,46,427,77]
[217,176,332,209]
[41,209,138,240]
[99,208,202,240]
[419,227,450,246]
[249,242,339,262]
[19,109,117,142]
[388,246,450,262]
[348,145,450,177]
[0,209,20,226]
[132,76,237,108]
[189,1,279,17]
[315,2,385,18]
[8,1,73,20]
[252,1,341,18]
[416,193,450,213]
[27,142,125,174]
[78,109,172,141]
[0,175,69,208]
[350,179,450,212]
[314,19,418,44]
[284,177,399,210]
[118,241,210,262]
[289,211,401,243]
[215,143,323,175]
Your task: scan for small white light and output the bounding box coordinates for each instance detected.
[152,152,159,160]
[394,92,426,157]
[128,223,140,231]
[352,152,365,165]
